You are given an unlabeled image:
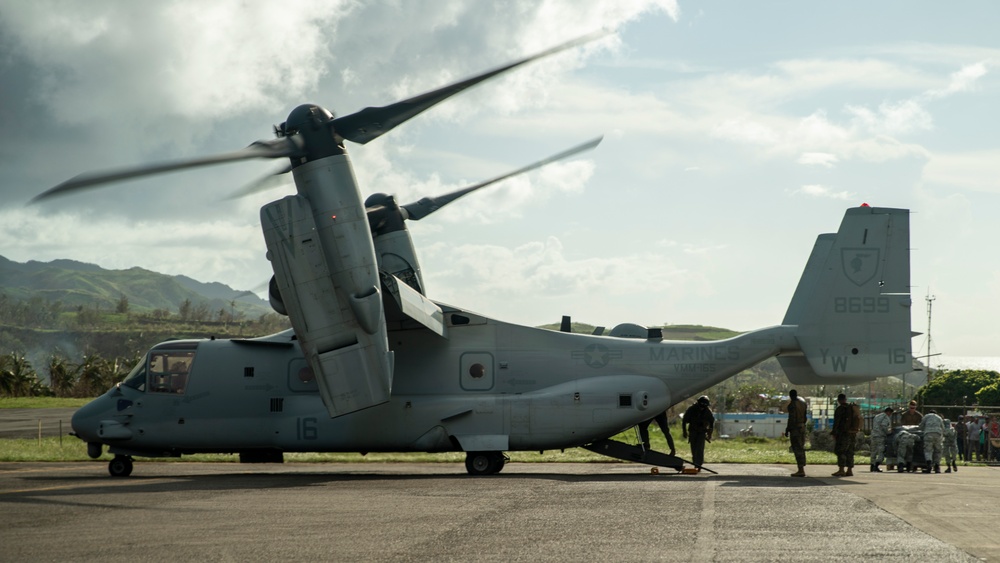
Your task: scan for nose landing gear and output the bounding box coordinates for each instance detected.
[109,455,134,477]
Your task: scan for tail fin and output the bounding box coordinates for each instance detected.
[780,206,912,383]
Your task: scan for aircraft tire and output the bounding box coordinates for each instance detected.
[109,455,133,478]
[465,451,507,475]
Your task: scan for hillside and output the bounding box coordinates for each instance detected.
[0,255,271,317]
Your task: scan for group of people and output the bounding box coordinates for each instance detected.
[636,395,715,471]
[636,391,993,476]
[878,401,955,473]
[784,391,861,477]
[955,414,998,462]
[787,394,990,478]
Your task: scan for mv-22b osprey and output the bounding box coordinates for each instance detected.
[35,34,913,477]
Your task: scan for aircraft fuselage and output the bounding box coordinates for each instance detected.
[72,306,797,460]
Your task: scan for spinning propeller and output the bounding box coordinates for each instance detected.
[32,31,606,204]
[365,136,602,236]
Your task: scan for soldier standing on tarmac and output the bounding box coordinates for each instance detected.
[831,393,858,477]
[943,419,959,473]
[870,406,893,472]
[784,389,808,477]
[919,409,946,473]
[682,396,715,471]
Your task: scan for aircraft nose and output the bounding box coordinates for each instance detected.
[71,395,111,442]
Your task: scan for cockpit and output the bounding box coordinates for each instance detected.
[121,342,199,394]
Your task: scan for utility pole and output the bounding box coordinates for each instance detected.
[925,292,936,373]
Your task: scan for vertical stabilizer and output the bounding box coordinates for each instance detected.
[781,206,912,381]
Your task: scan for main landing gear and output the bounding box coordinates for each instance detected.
[465,451,507,475]
[108,455,133,477]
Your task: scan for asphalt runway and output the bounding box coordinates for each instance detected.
[1,461,996,562]
[0,408,76,439]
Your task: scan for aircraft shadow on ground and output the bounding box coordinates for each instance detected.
[6,464,831,509]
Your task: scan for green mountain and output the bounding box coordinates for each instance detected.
[0,255,271,318]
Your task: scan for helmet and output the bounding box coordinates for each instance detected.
[697,395,710,405]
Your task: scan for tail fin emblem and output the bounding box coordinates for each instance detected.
[842,248,880,286]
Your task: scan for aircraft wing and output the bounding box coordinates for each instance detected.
[381,273,447,337]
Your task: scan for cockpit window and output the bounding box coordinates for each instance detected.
[148,350,195,394]
[121,358,147,392]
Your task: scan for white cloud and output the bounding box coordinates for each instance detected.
[846,99,933,135]
[711,118,779,146]
[4,1,351,124]
[798,152,839,167]
[788,184,856,201]
[922,151,1000,194]
[420,235,705,320]
[925,61,989,99]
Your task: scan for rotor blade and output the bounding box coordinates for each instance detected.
[223,162,294,201]
[332,30,609,145]
[401,136,602,221]
[31,137,304,203]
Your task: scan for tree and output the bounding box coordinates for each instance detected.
[76,305,101,328]
[178,298,193,321]
[916,369,1000,418]
[48,354,79,397]
[975,382,1000,408]
[75,354,116,397]
[191,301,211,322]
[0,354,46,397]
[115,293,130,314]
[727,383,782,412]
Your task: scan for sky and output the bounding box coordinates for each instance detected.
[1,1,998,362]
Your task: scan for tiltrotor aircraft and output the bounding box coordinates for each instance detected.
[36,34,913,477]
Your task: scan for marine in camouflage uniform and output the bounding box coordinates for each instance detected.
[831,393,857,477]
[869,406,893,472]
[895,429,918,472]
[942,419,958,473]
[682,396,714,470]
[919,409,945,473]
[785,389,808,477]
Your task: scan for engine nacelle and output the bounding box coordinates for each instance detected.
[261,154,393,418]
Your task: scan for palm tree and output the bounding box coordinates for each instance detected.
[0,354,45,397]
[48,355,79,397]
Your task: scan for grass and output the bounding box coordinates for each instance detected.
[0,431,843,465]
[0,397,93,409]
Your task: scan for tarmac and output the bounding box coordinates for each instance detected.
[0,460,997,562]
